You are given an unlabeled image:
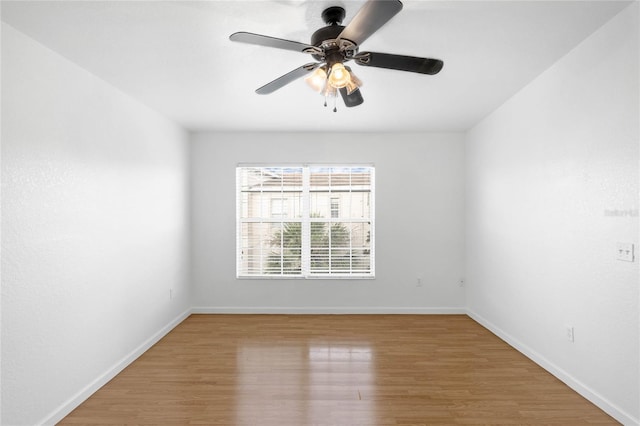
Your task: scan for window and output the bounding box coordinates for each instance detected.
[237,165,375,278]
[270,198,289,218]
[330,197,340,218]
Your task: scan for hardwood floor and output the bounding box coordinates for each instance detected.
[60,315,618,425]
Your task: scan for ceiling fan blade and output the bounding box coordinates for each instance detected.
[355,52,444,75]
[230,32,314,53]
[339,87,364,108]
[337,0,403,46]
[256,63,320,94]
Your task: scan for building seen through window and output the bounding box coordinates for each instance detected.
[237,166,374,278]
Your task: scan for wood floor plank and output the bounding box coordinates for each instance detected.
[60,315,619,425]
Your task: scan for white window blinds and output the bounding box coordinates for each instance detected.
[236,165,375,278]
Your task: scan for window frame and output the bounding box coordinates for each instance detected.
[236,164,375,279]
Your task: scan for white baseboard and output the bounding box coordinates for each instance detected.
[191,306,467,315]
[38,308,192,426]
[467,309,639,426]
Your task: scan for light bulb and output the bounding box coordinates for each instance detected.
[328,63,350,89]
[305,67,327,93]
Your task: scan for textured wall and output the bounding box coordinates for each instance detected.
[190,132,466,313]
[1,24,190,425]
[465,4,639,423]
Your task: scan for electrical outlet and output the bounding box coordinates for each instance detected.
[169,288,173,299]
[566,325,575,343]
[616,243,634,262]
[416,277,423,287]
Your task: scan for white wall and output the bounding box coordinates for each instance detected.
[190,132,465,313]
[465,3,639,424]
[1,24,190,425]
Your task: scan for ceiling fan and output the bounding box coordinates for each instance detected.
[229,0,444,111]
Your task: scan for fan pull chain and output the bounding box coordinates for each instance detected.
[333,96,337,112]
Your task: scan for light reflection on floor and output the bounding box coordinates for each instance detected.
[235,342,375,425]
[307,345,375,425]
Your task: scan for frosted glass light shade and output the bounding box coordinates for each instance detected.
[322,82,338,98]
[305,67,327,93]
[343,67,362,94]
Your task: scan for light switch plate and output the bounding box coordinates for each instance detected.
[616,243,634,262]
[566,325,575,343]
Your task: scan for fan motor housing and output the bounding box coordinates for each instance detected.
[310,6,353,62]
[311,24,344,48]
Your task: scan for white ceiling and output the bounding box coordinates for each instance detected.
[1,0,632,132]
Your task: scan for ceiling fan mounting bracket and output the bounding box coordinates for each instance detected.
[302,46,324,57]
[310,37,358,63]
[354,52,371,64]
[338,39,358,57]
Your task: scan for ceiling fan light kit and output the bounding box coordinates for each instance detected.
[344,68,363,95]
[305,67,328,93]
[230,0,444,111]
